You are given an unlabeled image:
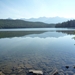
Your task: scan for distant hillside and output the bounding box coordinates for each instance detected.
[21,17,71,24]
[55,20,75,28]
[0,19,55,29]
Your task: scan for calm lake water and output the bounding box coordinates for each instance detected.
[0,28,75,75]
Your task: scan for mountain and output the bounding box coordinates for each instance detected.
[0,19,55,29]
[0,19,75,28]
[21,17,71,24]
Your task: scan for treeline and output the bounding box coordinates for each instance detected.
[0,19,55,28]
[0,19,75,28]
[55,20,75,28]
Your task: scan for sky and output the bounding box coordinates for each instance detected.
[0,0,75,19]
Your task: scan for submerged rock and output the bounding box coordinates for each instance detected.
[29,70,43,75]
[0,71,5,75]
[65,66,69,69]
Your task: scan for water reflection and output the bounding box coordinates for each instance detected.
[56,30,75,35]
[0,29,75,75]
[0,30,69,38]
[0,31,46,38]
[0,28,75,39]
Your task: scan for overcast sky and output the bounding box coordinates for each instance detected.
[0,0,75,19]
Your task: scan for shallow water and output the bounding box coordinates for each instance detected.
[0,28,75,75]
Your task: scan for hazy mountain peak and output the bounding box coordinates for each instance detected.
[21,17,71,24]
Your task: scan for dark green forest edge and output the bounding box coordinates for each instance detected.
[55,20,75,28]
[0,19,75,28]
[0,19,55,28]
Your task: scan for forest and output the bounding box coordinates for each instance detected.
[0,19,75,28]
[55,20,75,28]
[0,19,55,28]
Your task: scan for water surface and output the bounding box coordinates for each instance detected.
[0,28,75,75]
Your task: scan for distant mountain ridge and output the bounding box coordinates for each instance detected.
[21,17,71,24]
[0,19,55,29]
[0,19,75,28]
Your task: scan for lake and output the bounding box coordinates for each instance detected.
[0,28,75,75]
